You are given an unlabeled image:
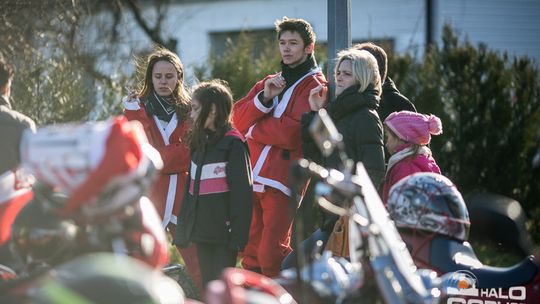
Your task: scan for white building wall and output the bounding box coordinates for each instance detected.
[105,0,540,81]
[166,0,330,78]
[435,0,540,64]
[167,0,430,75]
[350,0,427,55]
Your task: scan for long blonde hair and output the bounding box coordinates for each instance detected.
[335,49,382,95]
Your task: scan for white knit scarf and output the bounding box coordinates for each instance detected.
[386,146,432,174]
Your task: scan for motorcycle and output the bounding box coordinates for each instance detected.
[0,252,187,304]
[0,117,200,302]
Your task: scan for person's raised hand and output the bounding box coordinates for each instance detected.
[308,84,328,111]
[122,88,141,110]
[262,74,286,105]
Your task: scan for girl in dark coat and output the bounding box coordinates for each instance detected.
[283,49,385,268]
[175,80,253,287]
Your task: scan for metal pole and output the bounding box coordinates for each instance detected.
[426,0,434,50]
[327,0,351,96]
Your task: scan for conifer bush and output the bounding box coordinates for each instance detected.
[194,31,327,100]
[390,25,540,240]
[193,33,281,100]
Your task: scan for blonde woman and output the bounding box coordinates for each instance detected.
[284,49,385,267]
[303,48,385,187]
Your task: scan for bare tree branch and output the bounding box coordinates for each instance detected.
[123,0,177,51]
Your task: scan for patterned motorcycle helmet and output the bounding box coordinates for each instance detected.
[387,172,470,241]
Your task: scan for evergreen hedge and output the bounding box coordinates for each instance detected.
[390,25,540,239]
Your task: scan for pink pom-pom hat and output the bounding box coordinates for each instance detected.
[384,110,443,145]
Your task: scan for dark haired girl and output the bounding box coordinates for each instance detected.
[175,80,253,287]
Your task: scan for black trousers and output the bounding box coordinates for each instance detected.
[195,242,238,287]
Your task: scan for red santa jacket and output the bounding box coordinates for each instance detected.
[0,170,33,247]
[232,69,326,197]
[124,102,190,228]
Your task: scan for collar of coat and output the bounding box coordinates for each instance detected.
[0,95,12,109]
[383,77,401,95]
[280,54,318,88]
[198,127,246,152]
[326,84,380,122]
[386,144,432,173]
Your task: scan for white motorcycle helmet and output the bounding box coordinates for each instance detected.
[387,172,470,242]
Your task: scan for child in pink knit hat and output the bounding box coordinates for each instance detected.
[381,110,443,205]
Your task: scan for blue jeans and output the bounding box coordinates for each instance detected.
[281,229,330,270]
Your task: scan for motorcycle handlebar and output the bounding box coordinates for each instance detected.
[290,159,361,198]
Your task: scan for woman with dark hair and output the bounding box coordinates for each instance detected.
[122,47,201,290]
[175,80,253,287]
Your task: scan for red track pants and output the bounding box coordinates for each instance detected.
[241,187,296,277]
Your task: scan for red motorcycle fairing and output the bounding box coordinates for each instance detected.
[0,264,16,281]
[205,268,297,304]
[122,196,169,269]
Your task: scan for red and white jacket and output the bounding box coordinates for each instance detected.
[0,169,33,247]
[124,102,190,228]
[232,69,326,197]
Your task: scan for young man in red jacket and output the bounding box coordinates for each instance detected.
[232,17,327,277]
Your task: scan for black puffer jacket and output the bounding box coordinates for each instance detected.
[301,85,385,231]
[174,129,253,251]
[378,77,416,122]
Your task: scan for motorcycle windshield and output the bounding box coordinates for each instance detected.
[354,162,429,301]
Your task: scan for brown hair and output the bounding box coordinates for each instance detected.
[354,42,388,83]
[137,47,190,120]
[275,17,316,48]
[188,79,233,151]
[0,55,14,89]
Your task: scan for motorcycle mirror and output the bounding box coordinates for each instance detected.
[309,109,343,157]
